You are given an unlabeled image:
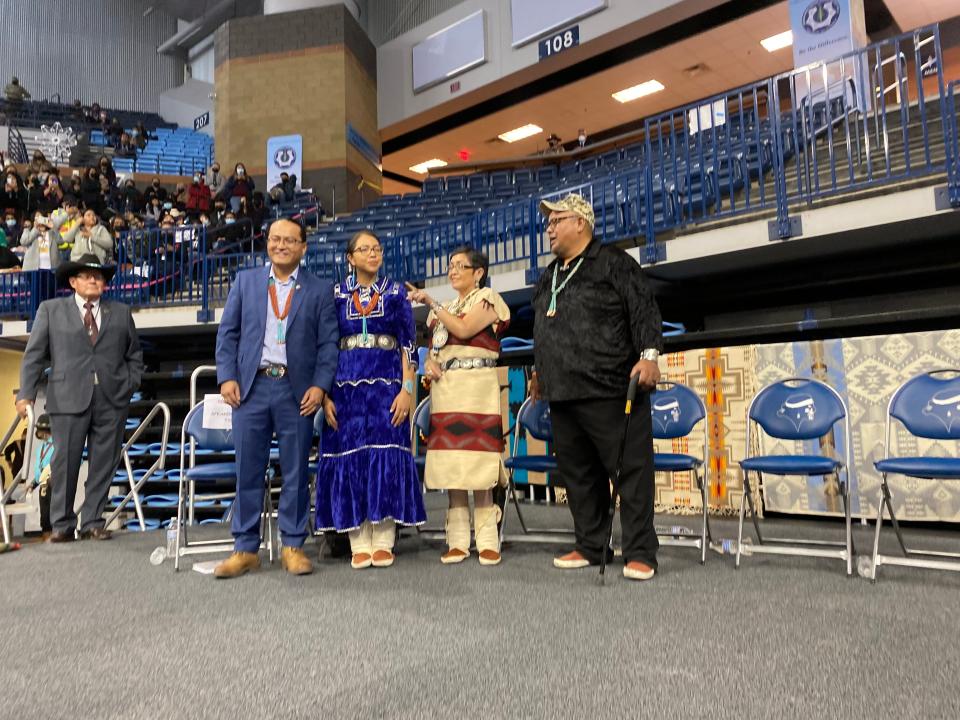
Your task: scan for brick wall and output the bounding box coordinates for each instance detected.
[214,4,379,213]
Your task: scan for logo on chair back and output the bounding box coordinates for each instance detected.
[922,390,960,432]
[777,394,816,431]
[652,397,681,433]
[802,0,840,34]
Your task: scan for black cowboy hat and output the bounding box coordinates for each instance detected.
[55,254,116,287]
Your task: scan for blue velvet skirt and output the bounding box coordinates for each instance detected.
[315,379,427,531]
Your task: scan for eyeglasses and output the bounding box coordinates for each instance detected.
[75,272,105,283]
[267,235,303,247]
[352,245,383,256]
[546,214,579,228]
[448,262,475,272]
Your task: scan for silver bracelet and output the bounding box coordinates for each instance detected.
[641,349,660,363]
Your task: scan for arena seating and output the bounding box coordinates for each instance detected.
[90,126,214,176]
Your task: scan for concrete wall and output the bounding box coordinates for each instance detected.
[213,3,378,214]
[159,79,215,138]
[377,0,688,129]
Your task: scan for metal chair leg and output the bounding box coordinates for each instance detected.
[696,470,708,564]
[869,484,886,582]
[841,478,854,576]
[736,484,747,569]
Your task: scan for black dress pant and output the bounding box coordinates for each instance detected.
[550,394,658,567]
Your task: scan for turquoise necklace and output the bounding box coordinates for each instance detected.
[546,258,584,317]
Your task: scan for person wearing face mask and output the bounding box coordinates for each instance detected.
[37,174,64,214]
[186,173,211,218]
[218,163,255,214]
[1,171,27,217]
[80,168,103,215]
[97,157,117,187]
[143,178,167,207]
[120,179,141,214]
[144,197,162,224]
[205,162,225,197]
[20,214,61,271]
[63,209,115,264]
[3,212,20,242]
[0,224,21,270]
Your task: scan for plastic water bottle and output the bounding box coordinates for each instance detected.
[709,537,753,555]
[856,555,876,580]
[166,520,178,560]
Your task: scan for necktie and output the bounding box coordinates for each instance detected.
[84,302,98,344]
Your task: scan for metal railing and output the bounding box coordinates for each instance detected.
[946,80,960,208]
[1,25,957,327]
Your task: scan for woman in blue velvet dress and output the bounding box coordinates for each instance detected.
[316,230,426,569]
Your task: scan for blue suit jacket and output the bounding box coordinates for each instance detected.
[215,264,339,403]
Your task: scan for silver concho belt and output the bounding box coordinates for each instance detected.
[339,333,397,351]
[442,357,497,371]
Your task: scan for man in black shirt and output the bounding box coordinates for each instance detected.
[531,193,663,581]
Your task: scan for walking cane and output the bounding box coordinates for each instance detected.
[599,373,640,585]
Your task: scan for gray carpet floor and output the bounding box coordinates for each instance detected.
[3,498,959,719]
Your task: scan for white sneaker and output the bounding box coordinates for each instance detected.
[622,561,656,581]
[553,551,591,569]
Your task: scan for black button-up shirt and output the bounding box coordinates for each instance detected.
[533,240,662,402]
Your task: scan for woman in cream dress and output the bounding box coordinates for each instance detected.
[407,246,510,565]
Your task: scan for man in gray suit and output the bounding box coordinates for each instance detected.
[16,254,143,542]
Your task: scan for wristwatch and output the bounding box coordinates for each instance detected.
[402,379,415,395]
[641,349,660,363]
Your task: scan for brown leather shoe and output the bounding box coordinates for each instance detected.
[47,530,75,544]
[280,546,314,575]
[371,549,394,567]
[478,549,501,566]
[440,548,469,564]
[213,551,261,578]
[79,527,113,541]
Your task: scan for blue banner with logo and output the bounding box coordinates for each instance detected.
[790,0,866,69]
[790,0,868,110]
[266,134,303,191]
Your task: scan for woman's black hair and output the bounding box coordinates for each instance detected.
[347,229,381,255]
[448,245,489,287]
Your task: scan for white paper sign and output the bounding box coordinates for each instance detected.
[202,394,233,430]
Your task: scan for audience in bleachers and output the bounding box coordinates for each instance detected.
[205,162,224,197]
[186,173,212,216]
[63,209,113,263]
[19,215,60,271]
[4,76,30,104]
[219,163,254,213]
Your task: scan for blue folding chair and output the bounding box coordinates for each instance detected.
[173,400,275,571]
[737,378,853,574]
[865,369,960,580]
[651,382,712,563]
[501,396,567,539]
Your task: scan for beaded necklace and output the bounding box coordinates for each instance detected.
[431,287,481,356]
[268,276,296,344]
[546,258,584,317]
[351,286,381,343]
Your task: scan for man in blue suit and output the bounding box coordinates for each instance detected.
[214,218,338,578]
